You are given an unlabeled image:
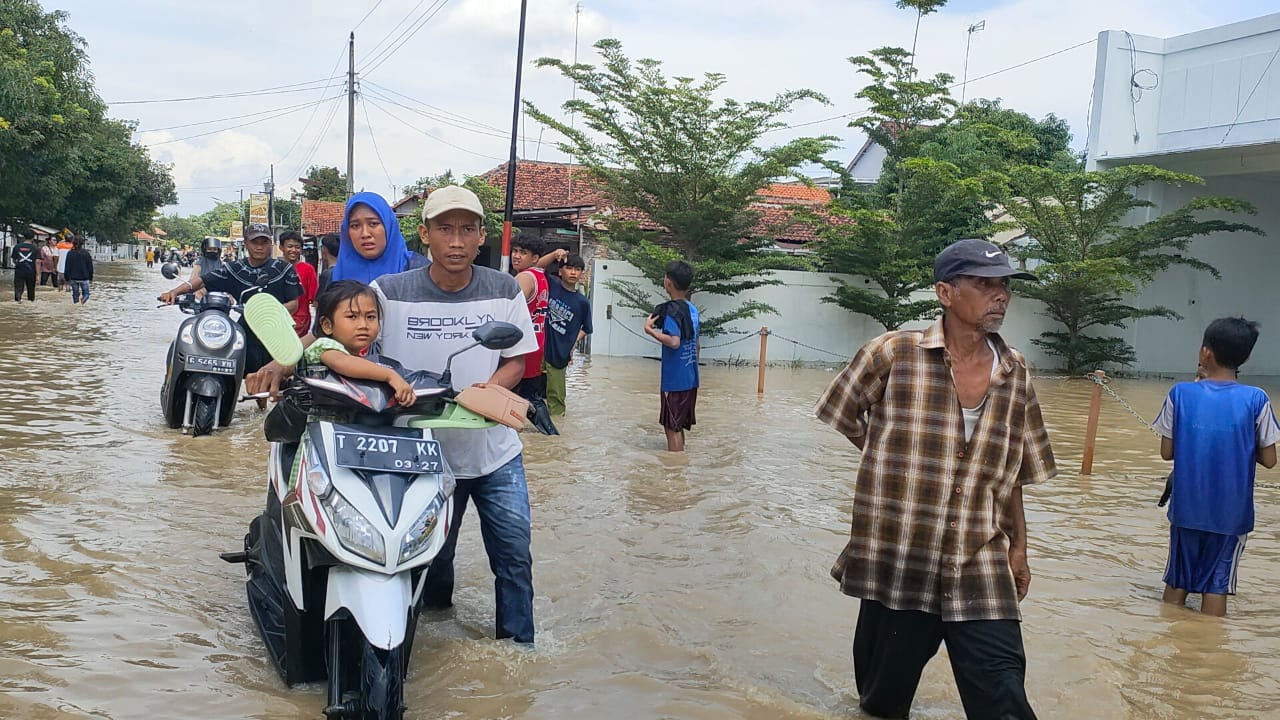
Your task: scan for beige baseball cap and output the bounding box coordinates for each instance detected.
[422,185,485,222]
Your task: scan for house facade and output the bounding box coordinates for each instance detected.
[1087,12,1280,374]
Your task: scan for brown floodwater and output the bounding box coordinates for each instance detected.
[2,262,1279,719]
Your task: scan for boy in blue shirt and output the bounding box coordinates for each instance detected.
[644,260,699,452]
[1152,317,1280,616]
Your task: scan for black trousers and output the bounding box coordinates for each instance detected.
[13,272,35,301]
[854,599,1037,720]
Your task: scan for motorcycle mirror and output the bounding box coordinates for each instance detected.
[472,321,523,350]
[160,262,180,280]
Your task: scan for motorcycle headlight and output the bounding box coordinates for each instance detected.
[399,491,447,563]
[321,490,386,565]
[196,315,233,349]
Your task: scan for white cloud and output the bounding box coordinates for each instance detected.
[56,0,1271,215]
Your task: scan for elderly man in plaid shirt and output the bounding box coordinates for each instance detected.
[816,239,1057,720]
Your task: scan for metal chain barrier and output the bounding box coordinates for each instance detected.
[1085,372,1160,437]
[700,330,761,350]
[1084,372,1279,490]
[768,331,850,360]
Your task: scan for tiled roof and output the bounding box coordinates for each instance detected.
[301,199,345,236]
[478,160,834,244]
[133,230,155,241]
[755,183,831,204]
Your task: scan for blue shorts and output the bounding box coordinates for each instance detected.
[1163,526,1247,595]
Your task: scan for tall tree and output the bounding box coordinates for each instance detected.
[0,0,174,239]
[896,0,948,67]
[1002,164,1262,373]
[812,46,969,330]
[525,38,838,335]
[300,165,348,201]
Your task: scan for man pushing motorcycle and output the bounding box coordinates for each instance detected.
[247,185,540,645]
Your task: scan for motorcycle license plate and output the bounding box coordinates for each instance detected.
[185,355,237,375]
[333,430,443,474]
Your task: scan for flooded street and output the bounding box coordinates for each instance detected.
[3,261,1280,719]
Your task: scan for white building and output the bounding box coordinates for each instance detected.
[1087,13,1280,374]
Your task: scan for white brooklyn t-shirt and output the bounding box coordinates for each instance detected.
[372,265,538,478]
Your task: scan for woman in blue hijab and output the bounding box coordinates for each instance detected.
[331,191,427,284]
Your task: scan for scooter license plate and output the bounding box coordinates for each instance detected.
[333,431,444,474]
[185,355,237,375]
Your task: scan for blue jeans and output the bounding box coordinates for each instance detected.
[423,454,534,643]
[70,280,90,303]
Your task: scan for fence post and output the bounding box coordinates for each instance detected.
[757,326,769,395]
[1080,369,1107,475]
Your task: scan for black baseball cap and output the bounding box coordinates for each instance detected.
[933,239,1038,283]
[243,223,272,241]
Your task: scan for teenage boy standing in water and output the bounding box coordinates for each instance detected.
[644,260,699,452]
[543,253,593,416]
[1153,317,1279,617]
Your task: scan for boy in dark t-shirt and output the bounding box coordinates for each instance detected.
[543,253,593,416]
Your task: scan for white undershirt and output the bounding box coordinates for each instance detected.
[960,339,1000,443]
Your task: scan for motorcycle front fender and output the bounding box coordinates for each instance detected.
[187,373,224,398]
[325,567,412,650]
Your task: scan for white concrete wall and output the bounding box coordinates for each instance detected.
[1088,14,1280,166]
[587,259,1053,368]
[1125,175,1280,375]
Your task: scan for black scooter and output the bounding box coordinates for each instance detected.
[158,263,247,435]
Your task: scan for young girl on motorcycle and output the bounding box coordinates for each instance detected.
[306,279,415,406]
[262,280,414,442]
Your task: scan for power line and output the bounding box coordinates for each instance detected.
[288,94,347,188]
[351,0,386,31]
[140,98,334,146]
[360,0,452,77]
[364,96,505,161]
[137,99,325,133]
[362,87,507,139]
[770,37,1098,134]
[360,93,397,195]
[108,78,336,105]
[358,0,436,70]
[278,42,352,169]
[363,79,506,134]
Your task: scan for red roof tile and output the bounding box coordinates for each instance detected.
[302,199,345,236]
[479,160,834,244]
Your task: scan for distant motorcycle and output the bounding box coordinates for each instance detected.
[222,306,524,720]
[158,262,246,435]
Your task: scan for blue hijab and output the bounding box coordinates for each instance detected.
[332,192,413,284]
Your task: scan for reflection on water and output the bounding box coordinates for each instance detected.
[1,262,1279,719]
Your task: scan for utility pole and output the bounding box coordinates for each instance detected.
[346,32,356,198]
[961,20,986,104]
[567,1,581,204]
[500,0,529,273]
[265,164,276,241]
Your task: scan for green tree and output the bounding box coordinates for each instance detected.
[273,197,301,231]
[300,165,348,201]
[154,213,204,246]
[1002,164,1263,373]
[813,46,969,330]
[402,170,457,198]
[896,0,948,66]
[401,175,506,255]
[525,38,838,335]
[0,0,174,239]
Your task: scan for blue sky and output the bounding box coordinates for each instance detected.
[48,0,1280,215]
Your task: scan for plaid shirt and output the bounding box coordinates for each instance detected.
[815,318,1056,621]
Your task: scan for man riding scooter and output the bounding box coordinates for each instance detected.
[159,224,302,404]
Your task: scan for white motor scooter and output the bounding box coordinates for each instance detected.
[222,298,524,720]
